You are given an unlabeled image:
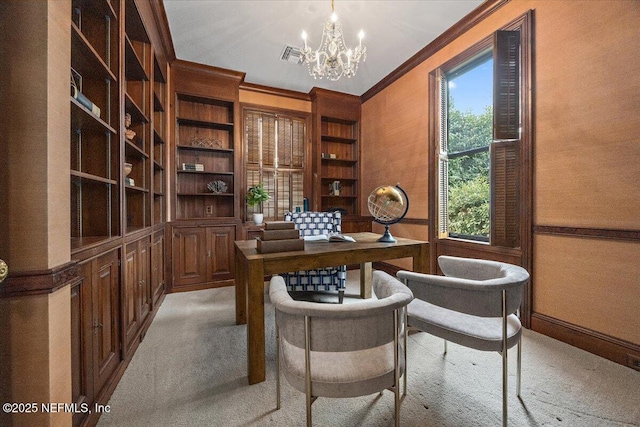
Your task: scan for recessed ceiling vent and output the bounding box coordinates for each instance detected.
[280,44,304,65]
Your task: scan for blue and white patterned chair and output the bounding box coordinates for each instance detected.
[282,211,347,303]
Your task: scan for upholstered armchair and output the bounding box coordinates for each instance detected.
[282,211,347,303]
[270,271,413,427]
[398,256,530,427]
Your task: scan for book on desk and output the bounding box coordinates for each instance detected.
[303,234,356,243]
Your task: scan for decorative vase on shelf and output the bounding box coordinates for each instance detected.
[253,213,264,225]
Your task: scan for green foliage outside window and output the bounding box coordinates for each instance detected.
[447,102,492,239]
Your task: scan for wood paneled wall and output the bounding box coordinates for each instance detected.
[239,88,311,113]
[361,0,640,365]
[534,234,640,344]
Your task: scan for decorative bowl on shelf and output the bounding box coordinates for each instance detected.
[124,162,132,176]
[207,180,228,194]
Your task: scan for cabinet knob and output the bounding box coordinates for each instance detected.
[0,259,7,284]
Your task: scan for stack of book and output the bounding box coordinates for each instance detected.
[181,163,204,171]
[256,221,304,254]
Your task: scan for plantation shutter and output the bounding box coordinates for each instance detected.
[291,171,304,212]
[262,114,276,166]
[262,170,276,220]
[491,141,520,247]
[246,112,260,165]
[491,30,521,247]
[437,69,449,239]
[291,118,304,168]
[277,116,292,167]
[244,110,306,222]
[493,30,520,140]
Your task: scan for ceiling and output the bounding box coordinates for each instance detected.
[163,1,484,97]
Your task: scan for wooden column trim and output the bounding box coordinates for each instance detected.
[0,261,79,297]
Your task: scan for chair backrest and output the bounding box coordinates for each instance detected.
[270,271,412,352]
[284,211,341,236]
[399,256,529,317]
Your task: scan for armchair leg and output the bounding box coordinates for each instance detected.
[305,316,312,427]
[443,339,447,355]
[338,289,344,304]
[517,338,522,398]
[394,309,400,427]
[403,308,408,396]
[502,290,508,427]
[276,325,281,410]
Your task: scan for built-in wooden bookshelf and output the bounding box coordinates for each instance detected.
[124,0,152,233]
[69,1,168,426]
[70,0,120,251]
[319,117,359,214]
[175,94,236,219]
[152,53,166,225]
[311,89,361,216]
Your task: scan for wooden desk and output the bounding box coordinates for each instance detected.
[234,232,429,384]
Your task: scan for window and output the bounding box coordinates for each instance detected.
[444,51,493,241]
[436,30,523,247]
[245,110,306,222]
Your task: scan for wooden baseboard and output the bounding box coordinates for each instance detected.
[169,278,235,293]
[531,313,640,371]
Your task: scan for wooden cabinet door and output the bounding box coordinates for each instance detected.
[70,275,90,427]
[206,226,235,281]
[138,238,151,327]
[173,227,208,288]
[92,250,121,398]
[124,243,140,352]
[151,231,165,306]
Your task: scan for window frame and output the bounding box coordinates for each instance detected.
[428,11,533,324]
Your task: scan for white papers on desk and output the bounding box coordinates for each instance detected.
[303,234,356,242]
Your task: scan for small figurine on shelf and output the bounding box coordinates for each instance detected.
[329,180,341,196]
[124,113,136,141]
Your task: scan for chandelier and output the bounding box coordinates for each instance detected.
[300,0,366,81]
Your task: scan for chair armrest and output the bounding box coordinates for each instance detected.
[397,268,528,317]
[397,270,523,293]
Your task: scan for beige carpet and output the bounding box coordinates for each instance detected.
[98,272,640,426]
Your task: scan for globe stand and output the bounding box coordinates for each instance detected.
[368,184,409,244]
[378,224,396,243]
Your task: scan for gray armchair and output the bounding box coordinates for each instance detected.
[398,256,530,427]
[270,271,413,427]
[282,211,347,303]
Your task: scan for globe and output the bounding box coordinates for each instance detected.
[367,184,409,243]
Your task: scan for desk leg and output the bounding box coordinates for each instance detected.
[247,260,266,384]
[235,247,247,325]
[414,244,430,274]
[360,262,373,299]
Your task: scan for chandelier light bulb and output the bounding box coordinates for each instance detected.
[331,12,338,23]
